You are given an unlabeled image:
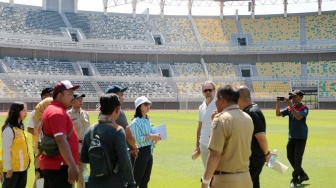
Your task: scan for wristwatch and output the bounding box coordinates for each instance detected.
[201,177,210,184]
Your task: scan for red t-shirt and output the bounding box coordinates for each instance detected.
[40,101,79,170]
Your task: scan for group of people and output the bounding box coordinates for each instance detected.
[0,80,161,188]
[196,81,310,188]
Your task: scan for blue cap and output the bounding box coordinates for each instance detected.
[105,85,128,94]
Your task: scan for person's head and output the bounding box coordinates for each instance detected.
[99,93,121,120]
[237,85,252,109]
[40,87,53,100]
[53,80,80,108]
[134,96,151,118]
[72,93,85,110]
[2,102,27,131]
[105,85,128,106]
[215,85,239,112]
[202,81,216,102]
[289,89,304,105]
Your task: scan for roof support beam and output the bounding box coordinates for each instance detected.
[318,0,322,15]
[220,0,224,19]
[284,0,287,17]
[160,0,164,18]
[132,0,137,17]
[188,0,193,16]
[251,0,255,19]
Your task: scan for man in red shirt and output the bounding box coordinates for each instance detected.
[40,80,80,188]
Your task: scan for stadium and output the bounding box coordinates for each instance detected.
[0,0,335,111]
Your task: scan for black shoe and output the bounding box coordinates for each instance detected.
[298,173,309,184]
[290,179,298,187]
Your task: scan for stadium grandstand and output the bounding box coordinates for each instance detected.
[0,0,335,110]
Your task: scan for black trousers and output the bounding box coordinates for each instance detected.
[41,165,72,188]
[287,139,307,181]
[131,146,153,188]
[249,155,265,188]
[2,170,27,188]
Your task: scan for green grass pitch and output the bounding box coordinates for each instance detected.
[0,109,335,188]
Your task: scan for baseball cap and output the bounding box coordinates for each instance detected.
[40,87,53,97]
[73,93,85,99]
[53,80,80,96]
[135,96,152,109]
[105,85,128,94]
[289,89,304,97]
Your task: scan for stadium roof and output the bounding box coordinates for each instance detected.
[1,0,335,16]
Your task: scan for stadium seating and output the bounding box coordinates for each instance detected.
[92,61,161,77]
[194,18,236,43]
[176,82,203,97]
[319,81,336,97]
[97,81,174,98]
[0,5,65,37]
[206,63,236,78]
[252,81,291,98]
[65,13,150,41]
[256,62,301,77]
[2,58,76,75]
[307,61,336,77]
[240,16,300,42]
[0,79,15,97]
[171,62,205,77]
[152,17,197,43]
[305,14,336,40]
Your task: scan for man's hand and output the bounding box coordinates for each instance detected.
[201,183,210,188]
[5,170,13,179]
[67,165,79,184]
[130,147,139,158]
[285,98,292,106]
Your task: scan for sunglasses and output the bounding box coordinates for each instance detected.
[203,89,214,93]
[143,103,151,106]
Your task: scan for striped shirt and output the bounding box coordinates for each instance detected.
[129,117,156,153]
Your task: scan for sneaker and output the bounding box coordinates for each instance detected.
[298,172,309,184]
[290,179,298,187]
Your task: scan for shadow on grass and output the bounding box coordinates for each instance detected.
[297,183,310,187]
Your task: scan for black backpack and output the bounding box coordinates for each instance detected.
[88,123,116,179]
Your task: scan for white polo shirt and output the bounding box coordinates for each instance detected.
[27,110,35,129]
[198,98,217,146]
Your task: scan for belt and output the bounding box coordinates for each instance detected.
[79,140,83,143]
[214,171,246,175]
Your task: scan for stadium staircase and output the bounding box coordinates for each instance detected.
[189,16,204,48]
[301,62,307,76]
[234,64,242,77]
[72,62,84,75]
[300,16,307,45]
[200,58,209,79]
[60,13,73,28]
[0,60,8,73]
[235,19,243,34]
[89,78,103,94]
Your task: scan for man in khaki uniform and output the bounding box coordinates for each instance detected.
[68,93,90,188]
[201,85,254,188]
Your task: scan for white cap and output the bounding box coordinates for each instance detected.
[135,96,152,109]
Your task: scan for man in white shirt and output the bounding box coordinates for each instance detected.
[27,87,53,188]
[194,81,217,167]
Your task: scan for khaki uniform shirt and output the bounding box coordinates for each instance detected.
[208,104,254,173]
[68,108,90,141]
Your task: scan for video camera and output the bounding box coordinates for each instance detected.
[277,93,293,101]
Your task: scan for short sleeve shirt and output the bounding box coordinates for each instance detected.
[198,99,217,146]
[68,108,90,140]
[243,104,266,157]
[208,105,254,173]
[40,101,79,170]
[281,103,309,139]
[116,111,128,129]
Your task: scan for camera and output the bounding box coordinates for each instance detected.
[289,95,293,100]
[277,97,285,101]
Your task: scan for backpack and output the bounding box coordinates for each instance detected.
[88,123,117,179]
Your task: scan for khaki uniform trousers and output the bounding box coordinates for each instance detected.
[210,171,252,188]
